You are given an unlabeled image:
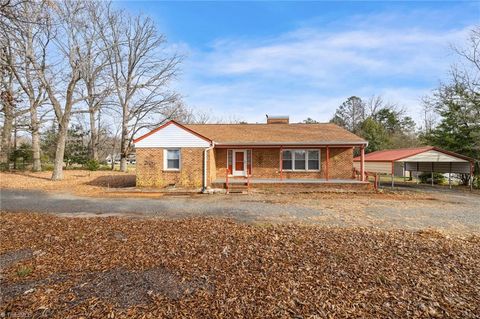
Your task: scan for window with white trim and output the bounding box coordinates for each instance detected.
[282,149,320,171]
[164,149,180,170]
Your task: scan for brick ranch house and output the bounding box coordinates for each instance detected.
[133,116,369,191]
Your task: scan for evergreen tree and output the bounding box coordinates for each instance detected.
[331,96,365,134]
[421,83,479,160]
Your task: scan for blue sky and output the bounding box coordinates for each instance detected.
[119,1,479,124]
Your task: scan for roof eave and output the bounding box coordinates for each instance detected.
[215,141,367,147]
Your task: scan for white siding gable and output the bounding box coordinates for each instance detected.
[135,123,211,148]
[399,150,468,162]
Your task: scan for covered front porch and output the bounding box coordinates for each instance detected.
[214,177,368,184]
[214,144,367,183]
[211,176,370,193]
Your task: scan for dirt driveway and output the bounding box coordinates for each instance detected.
[1,187,479,235]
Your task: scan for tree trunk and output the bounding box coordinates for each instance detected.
[119,156,127,172]
[0,108,13,166]
[51,120,68,180]
[119,107,129,172]
[88,110,98,161]
[31,107,42,171]
[119,133,128,172]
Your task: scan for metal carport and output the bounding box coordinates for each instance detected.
[353,146,475,189]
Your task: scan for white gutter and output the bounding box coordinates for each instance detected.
[202,142,215,193]
[214,141,368,146]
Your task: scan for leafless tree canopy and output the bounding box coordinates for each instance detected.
[0,0,183,177]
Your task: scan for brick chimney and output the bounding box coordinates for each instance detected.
[266,115,289,124]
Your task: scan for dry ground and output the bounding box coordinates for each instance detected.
[1,213,479,318]
[1,170,479,236]
[0,170,136,197]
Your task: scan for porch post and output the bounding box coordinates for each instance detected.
[280,146,283,180]
[227,149,230,177]
[325,146,330,181]
[360,145,365,182]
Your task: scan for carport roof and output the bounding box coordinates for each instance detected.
[353,146,474,162]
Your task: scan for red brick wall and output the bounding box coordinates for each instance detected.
[136,146,355,188]
[208,148,216,183]
[215,148,228,178]
[214,147,354,179]
[136,148,206,188]
[328,147,354,179]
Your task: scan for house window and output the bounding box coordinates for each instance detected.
[282,149,320,171]
[294,150,306,170]
[308,150,319,170]
[282,150,293,170]
[164,149,180,170]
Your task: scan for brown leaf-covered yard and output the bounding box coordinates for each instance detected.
[1,213,479,318]
[1,171,479,317]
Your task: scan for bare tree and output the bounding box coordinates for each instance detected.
[1,1,49,171]
[0,34,31,166]
[98,7,181,171]
[0,0,30,23]
[451,26,480,126]
[27,1,90,180]
[365,95,400,116]
[420,96,438,134]
[77,1,112,162]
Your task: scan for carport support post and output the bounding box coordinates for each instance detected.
[391,162,394,189]
[470,161,474,191]
[431,162,434,186]
[416,162,419,184]
[449,162,452,189]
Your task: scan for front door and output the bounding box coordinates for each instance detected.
[233,151,246,176]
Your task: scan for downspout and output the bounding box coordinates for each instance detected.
[202,142,215,193]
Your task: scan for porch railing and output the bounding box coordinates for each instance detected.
[353,168,378,190]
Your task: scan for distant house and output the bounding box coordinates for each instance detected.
[133,116,368,190]
[106,153,136,165]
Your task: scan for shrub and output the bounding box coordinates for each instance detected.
[419,172,446,185]
[85,159,100,171]
[41,162,54,171]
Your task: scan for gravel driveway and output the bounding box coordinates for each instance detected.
[0,189,320,223]
[1,188,479,234]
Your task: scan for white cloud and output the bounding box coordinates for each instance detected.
[175,10,475,124]
[199,26,469,81]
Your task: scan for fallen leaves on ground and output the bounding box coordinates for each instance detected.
[0,213,479,318]
[0,171,136,197]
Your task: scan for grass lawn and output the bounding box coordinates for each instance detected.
[1,213,479,318]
